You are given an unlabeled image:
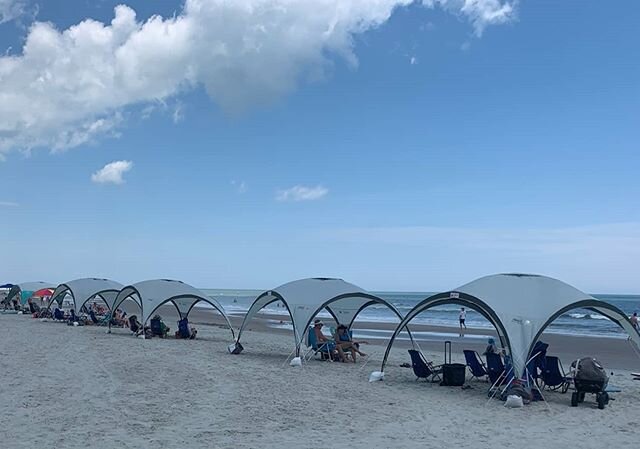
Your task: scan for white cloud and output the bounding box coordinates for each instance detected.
[0,0,516,157]
[423,0,516,36]
[276,185,328,202]
[91,160,133,185]
[0,200,18,207]
[231,180,248,194]
[172,102,185,124]
[0,0,25,24]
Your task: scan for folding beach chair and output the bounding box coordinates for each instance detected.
[407,349,442,382]
[176,317,196,339]
[538,356,571,393]
[97,312,112,326]
[53,308,65,321]
[463,350,488,381]
[306,327,335,361]
[485,353,507,385]
[150,318,168,338]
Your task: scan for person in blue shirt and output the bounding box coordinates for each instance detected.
[334,324,368,363]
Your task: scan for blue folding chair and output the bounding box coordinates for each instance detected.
[463,350,488,381]
[306,327,335,361]
[485,353,506,386]
[408,349,442,382]
[539,356,571,393]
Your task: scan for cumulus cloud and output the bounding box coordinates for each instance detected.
[0,0,516,157]
[424,0,516,36]
[0,0,25,24]
[276,185,328,202]
[91,160,133,185]
[0,200,18,207]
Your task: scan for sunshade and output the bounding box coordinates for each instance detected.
[32,288,55,297]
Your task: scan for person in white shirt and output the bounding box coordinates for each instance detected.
[459,307,467,330]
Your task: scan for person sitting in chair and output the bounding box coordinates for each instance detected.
[53,307,65,321]
[483,337,502,356]
[313,320,332,346]
[68,309,79,324]
[27,298,41,316]
[311,319,337,360]
[128,315,146,336]
[150,314,170,337]
[334,324,368,363]
[88,309,99,325]
[176,317,197,339]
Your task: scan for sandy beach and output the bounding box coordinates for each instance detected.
[1,312,639,449]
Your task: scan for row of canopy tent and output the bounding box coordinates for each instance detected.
[2,282,57,305]
[38,278,234,338]
[5,274,640,376]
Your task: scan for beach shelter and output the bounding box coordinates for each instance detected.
[379,274,640,378]
[5,282,56,305]
[235,278,410,357]
[48,278,124,313]
[0,283,14,289]
[110,279,234,337]
[32,288,54,298]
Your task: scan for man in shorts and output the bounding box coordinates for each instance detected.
[459,307,467,330]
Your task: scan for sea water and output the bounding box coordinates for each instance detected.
[200,289,640,340]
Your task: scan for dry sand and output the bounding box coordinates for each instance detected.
[1,313,639,449]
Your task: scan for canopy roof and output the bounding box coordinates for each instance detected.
[49,278,124,313]
[236,277,409,356]
[380,274,640,377]
[5,282,56,305]
[111,279,234,338]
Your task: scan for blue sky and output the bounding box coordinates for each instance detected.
[1,0,639,293]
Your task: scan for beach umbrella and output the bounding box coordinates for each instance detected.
[32,288,54,298]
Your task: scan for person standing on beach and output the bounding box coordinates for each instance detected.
[459,307,467,330]
[631,312,639,331]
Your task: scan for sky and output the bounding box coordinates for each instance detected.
[1,0,639,293]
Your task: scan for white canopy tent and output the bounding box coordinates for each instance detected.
[5,282,56,305]
[48,278,124,313]
[110,279,234,338]
[235,278,411,357]
[380,273,640,378]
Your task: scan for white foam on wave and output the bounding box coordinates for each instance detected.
[568,312,608,320]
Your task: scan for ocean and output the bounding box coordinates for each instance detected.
[201,289,640,340]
